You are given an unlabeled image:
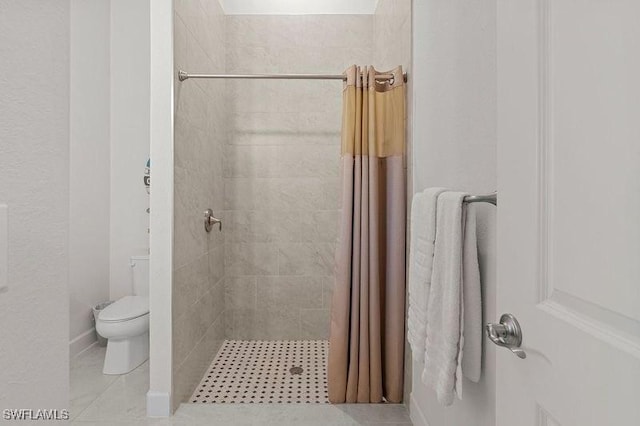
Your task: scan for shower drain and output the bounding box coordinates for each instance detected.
[289,366,304,375]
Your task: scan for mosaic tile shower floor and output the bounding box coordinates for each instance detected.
[190,340,329,404]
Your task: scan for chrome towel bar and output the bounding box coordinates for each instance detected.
[463,192,497,206]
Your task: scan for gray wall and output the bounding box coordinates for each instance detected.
[0,0,70,410]
[222,15,373,340]
[109,0,151,301]
[172,0,227,407]
[410,0,497,425]
[69,0,111,356]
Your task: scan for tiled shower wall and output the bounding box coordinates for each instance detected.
[374,0,412,71]
[172,0,226,408]
[222,15,373,340]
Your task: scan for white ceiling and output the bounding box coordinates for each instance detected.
[218,0,380,15]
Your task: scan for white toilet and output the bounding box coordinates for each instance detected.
[96,255,150,375]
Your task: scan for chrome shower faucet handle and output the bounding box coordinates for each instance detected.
[204,209,222,232]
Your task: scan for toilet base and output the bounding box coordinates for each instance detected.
[103,332,149,375]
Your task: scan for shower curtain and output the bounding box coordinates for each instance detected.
[328,65,406,403]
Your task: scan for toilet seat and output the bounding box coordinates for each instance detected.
[99,295,149,323]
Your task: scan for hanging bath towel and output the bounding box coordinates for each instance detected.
[407,187,447,365]
[422,191,482,406]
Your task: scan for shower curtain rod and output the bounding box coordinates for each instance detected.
[178,70,408,83]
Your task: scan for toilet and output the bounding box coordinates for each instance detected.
[96,255,150,375]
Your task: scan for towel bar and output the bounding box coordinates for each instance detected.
[463,192,497,206]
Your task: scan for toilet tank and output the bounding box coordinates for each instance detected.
[130,255,150,296]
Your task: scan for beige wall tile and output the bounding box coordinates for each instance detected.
[322,276,335,309]
[173,307,205,368]
[321,178,342,210]
[276,145,340,178]
[173,177,208,268]
[277,243,335,276]
[225,243,279,276]
[300,309,330,340]
[173,313,225,406]
[196,282,224,330]
[227,308,300,340]
[373,0,412,71]
[224,277,257,309]
[252,308,301,340]
[173,2,226,407]
[276,178,327,211]
[223,145,279,178]
[229,132,340,147]
[224,210,279,243]
[208,244,225,285]
[226,80,342,114]
[228,111,342,135]
[275,210,340,243]
[223,178,274,210]
[312,210,341,243]
[257,276,323,310]
[173,253,209,316]
[297,15,373,49]
[226,46,279,73]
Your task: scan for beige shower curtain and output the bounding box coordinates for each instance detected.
[328,65,406,404]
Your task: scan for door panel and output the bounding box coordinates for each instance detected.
[550,0,640,323]
[497,0,640,425]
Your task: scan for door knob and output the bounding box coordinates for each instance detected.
[204,209,222,232]
[486,313,526,359]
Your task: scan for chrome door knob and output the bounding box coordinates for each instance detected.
[486,313,527,359]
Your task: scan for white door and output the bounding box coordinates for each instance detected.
[496,0,640,425]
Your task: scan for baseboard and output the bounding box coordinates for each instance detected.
[147,391,171,417]
[69,328,97,358]
[410,392,430,426]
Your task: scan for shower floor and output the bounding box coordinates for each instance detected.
[190,340,329,404]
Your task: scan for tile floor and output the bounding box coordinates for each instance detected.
[70,342,412,426]
[70,344,150,423]
[190,340,329,404]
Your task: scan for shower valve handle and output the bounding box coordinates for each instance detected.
[204,209,222,232]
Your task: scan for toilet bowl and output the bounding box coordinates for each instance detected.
[96,255,150,375]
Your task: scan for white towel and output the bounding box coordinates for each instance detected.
[422,191,482,406]
[407,188,447,364]
[462,206,482,383]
